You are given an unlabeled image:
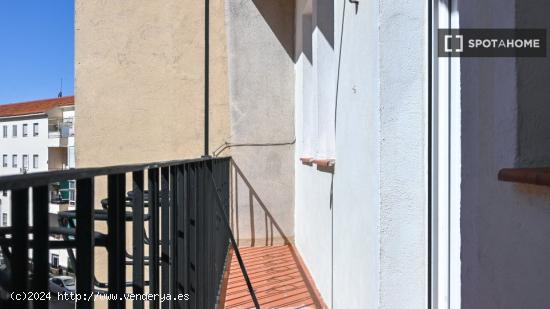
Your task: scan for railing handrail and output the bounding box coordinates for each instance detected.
[210,172,260,309]
[0,156,229,190]
[0,156,238,308]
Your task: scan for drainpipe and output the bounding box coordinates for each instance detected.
[204,0,210,157]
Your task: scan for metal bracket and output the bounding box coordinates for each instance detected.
[349,0,359,13]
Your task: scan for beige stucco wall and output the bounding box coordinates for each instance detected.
[75,0,229,167]
[75,1,229,306]
[75,1,297,306]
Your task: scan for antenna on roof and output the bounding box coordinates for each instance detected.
[58,78,63,98]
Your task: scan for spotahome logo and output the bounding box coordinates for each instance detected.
[438,29,546,57]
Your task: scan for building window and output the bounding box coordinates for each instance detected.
[297,4,336,160]
[51,254,59,268]
[33,155,38,169]
[12,125,17,137]
[22,155,28,170]
[2,155,6,167]
[22,124,28,137]
[68,180,76,203]
[2,190,6,197]
[2,126,6,138]
[1,213,6,226]
[12,155,17,168]
[33,123,39,136]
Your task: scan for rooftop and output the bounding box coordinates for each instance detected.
[0,96,74,118]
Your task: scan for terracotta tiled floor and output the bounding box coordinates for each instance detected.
[221,245,326,309]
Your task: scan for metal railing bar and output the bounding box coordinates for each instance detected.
[204,162,210,308]
[169,165,177,303]
[0,226,90,236]
[76,178,94,309]
[208,170,260,309]
[160,167,170,309]
[11,188,29,308]
[32,186,49,309]
[176,164,186,308]
[0,239,78,249]
[148,168,160,309]
[0,157,230,190]
[199,163,206,309]
[187,163,197,308]
[107,173,126,309]
[132,171,145,309]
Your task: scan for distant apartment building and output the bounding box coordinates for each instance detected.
[0,96,75,270]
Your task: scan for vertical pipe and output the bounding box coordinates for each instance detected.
[32,185,49,309]
[204,0,210,156]
[76,178,95,309]
[107,174,126,309]
[428,0,434,307]
[132,171,145,309]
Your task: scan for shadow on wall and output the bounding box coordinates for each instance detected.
[315,0,334,49]
[251,0,296,61]
[229,159,291,247]
[252,0,335,63]
[516,0,550,167]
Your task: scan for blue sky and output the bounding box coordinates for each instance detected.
[0,1,74,104]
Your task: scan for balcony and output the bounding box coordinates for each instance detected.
[48,119,74,148]
[49,181,75,208]
[222,245,324,308]
[0,157,322,308]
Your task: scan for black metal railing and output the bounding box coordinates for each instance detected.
[0,156,259,309]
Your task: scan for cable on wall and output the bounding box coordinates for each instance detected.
[212,139,296,157]
[330,0,350,307]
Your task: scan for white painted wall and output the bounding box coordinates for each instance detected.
[0,116,50,175]
[332,0,381,307]
[0,116,50,227]
[295,0,428,308]
[377,0,428,307]
[294,0,339,305]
